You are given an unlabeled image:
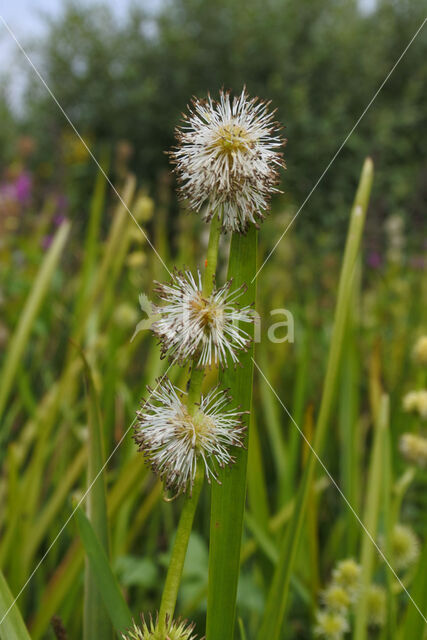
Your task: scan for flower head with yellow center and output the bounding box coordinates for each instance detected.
[314,610,349,640]
[402,390,427,419]
[366,584,386,628]
[399,432,427,468]
[122,614,197,640]
[151,269,253,368]
[390,523,420,571]
[321,584,351,612]
[332,559,361,601]
[134,378,245,494]
[170,89,286,233]
[413,336,427,365]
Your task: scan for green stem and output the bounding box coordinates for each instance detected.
[203,210,222,296]
[157,469,204,635]
[157,214,221,635]
[187,368,205,409]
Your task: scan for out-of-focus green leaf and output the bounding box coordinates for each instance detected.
[399,536,427,640]
[0,570,32,640]
[257,158,374,640]
[79,349,113,640]
[115,555,158,588]
[0,221,71,432]
[354,394,388,640]
[75,507,133,635]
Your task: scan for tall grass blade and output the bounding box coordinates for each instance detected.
[0,221,71,432]
[338,264,360,556]
[354,394,388,640]
[75,508,133,635]
[80,351,113,640]
[382,417,397,637]
[258,350,288,507]
[247,413,270,529]
[206,227,257,640]
[73,150,109,326]
[399,535,427,639]
[257,158,374,640]
[0,570,31,640]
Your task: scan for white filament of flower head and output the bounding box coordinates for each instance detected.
[135,379,245,494]
[170,89,285,233]
[152,269,253,368]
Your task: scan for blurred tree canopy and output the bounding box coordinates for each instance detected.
[5,0,427,237]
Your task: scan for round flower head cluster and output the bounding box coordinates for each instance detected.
[366,584,386,628]
[151,269,253,368]
[134,378,245,495]
[321,584,351,612]
[399,432,427,468]
[122,614,197,640]
[170,89,286,233]
[390,523,420,571]
[314,610,349,640]
[413,335,427,365]
[314,559,361,639]
[402,390,427,419]
[314,559,388,637]
[332,559,361,602]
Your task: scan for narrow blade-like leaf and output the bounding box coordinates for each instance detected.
[206,226,257,640]
[0,570,32,640]
[80,351,113,640]
[75,507,133,635]
[257,158,374,640]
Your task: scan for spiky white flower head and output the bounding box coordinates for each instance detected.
[390,523,420,571]
[402,390,427,419]
[366,584,386,628]
[413,336,427,365]
[151,269,253,368]
[134,377,245,494]
[321,584,351,612]
[122,614,197,640]
[332,559,361,601]
[170,89,286,233]
[399,432,427,468]
[314,610,349,640]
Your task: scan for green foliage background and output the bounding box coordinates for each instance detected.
[2,0,427,238]
[0,2,427,638]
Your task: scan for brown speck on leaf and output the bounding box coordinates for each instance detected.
[51,616,68,640]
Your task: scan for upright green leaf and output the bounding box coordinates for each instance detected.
[338,261,361,556]
[75,508,133,635]
[399,533,427,639]
[247,413,270,529]
[80,352,113,640]
[257,158,374,640]
[73,150,109,328]
[0,570,32,640]
[0,221,71,430]
[354,394,388,640]
[206,226,257,640]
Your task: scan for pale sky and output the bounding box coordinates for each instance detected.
[0,0,156,109]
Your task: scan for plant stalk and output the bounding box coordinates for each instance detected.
[203,210,222,296]
[157,468,204,635]
[157,212,221,635]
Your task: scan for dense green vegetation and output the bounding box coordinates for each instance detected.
[1,0,427,237]
[0,1,426,639]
